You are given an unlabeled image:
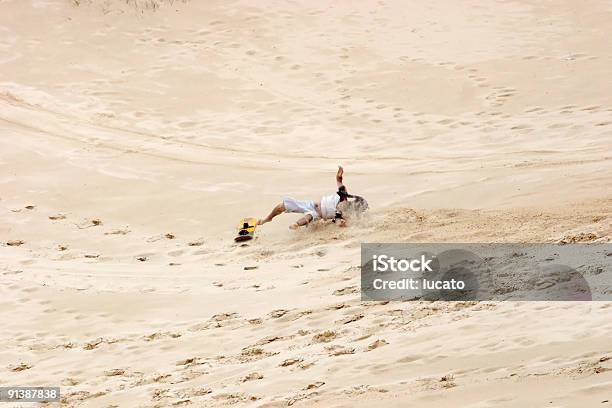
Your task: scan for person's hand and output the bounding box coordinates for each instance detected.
[336,165,344,186]
[338,219,347,227]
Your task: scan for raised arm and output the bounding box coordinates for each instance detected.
[336,165,344,188]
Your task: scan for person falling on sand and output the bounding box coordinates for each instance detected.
[258,166,368,230]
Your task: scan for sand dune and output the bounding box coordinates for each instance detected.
[1,0,611,407]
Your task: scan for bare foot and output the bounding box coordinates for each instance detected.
[289,223,299,230]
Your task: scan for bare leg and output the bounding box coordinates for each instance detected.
[289,214,313,230]
[258,203,285,225]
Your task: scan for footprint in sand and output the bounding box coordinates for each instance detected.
[338,314,364,325]
[105,228,130,235]
[8,362,32,372]
[312,330,338,343]
[279,358,303,367]
[510,124,532,130]
[326,345,355,356]
[268,309,289,318]
[104,368,127,377]
[333,286,358,296]
[76,219,102,229]
[304,381,325,391]
[61,377,81,386]
[485,88,516,107]
[365,339,389,351]
[240,372,264,382]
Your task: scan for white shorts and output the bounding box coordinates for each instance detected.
[283,197,320,221]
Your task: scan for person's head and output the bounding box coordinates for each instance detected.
[337,185,349,202]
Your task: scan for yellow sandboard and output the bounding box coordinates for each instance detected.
[235,217,258,242]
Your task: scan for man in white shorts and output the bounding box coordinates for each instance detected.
[258,166,350,230]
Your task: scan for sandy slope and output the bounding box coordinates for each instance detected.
[1,0,611,407]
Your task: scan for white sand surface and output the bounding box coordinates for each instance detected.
[1,0,611,406]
